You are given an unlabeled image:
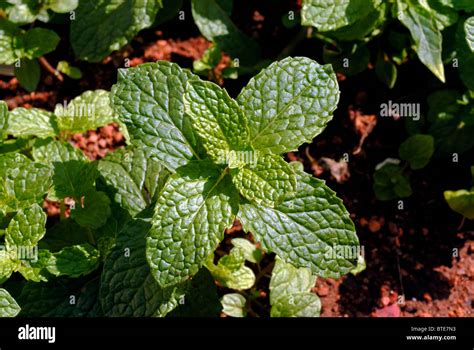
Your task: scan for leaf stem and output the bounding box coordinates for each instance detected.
[38,57,64,82]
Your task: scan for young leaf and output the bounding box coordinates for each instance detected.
[237,57,339,154]
[373,162,412,200]
[399,134,434,170]
[5,204,46,250]
[0,288,21,317]
[101,216,187,317]
[301,0,379,31]
[191,0,260,65]
[444,190,474,219]
[6,107,56,138]
[54,90,115,133]
[14,58,40,92]
[70,0,162,62]
[206,248,256,290]
[269,258,320,317]
[184,79,250,164]
[231,152,297,208]
[147,161,239,287]
[396,0,445,82]
[57,61,83,79]
[70,190,111,229]
[98,148,169,216]
[22,28,60,59]
[231,237,262,264]
[111,61,204,171]
[221,293,247,317]
[239,169,359,278]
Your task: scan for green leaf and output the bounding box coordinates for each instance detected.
[22,28,60,59]
[0,20,21,64]
[0,252,18,284]
[444,190,474,219]
[32,138,87,164]
[271,292,321,317]
[56,61,82,79]
[206,248,256,290]
[373,162,412,201]
[396,0,445,82]
[191,0,260,65]
[231,153,296,207]
[5,204,46,249]
[168,268,222,317]
[54,90,115,133]
[147,161,239,287]
[0,101,8,141]
[184,79,250,163]
[4,0,45,24]
[327,2,387,41]
[221,293,246,317]
[399,134,434,170]
[52,160,98,199]
[111,61,204,171]
[47,244,100,278]
[6,107,56,138]
[14,58,40,92]
[47,0,78,13]
[465,17,474,52]
[193,45,222,74]
[427,0,459,30]
[98,148,169,216]
[323,42,370,76]
[427,89,461,122]
[375,54,397,89]
[70,190,111,229]
[457,17,474,90]
[237,57,339,154]
[15,277,103,317]
[153,0,183,26]
[17,249,54,282]
[301,0,379,31]
[269,258,320,317]
[0,159,52,211]
[100,216,186,317]
[239,169,359,278]
[70,0,162,62]
[231,237,262,263]
[0,288,20,317]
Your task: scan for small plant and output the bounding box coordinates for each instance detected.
[373,134,434,201]
[300,0,474,89]
[0,57,360,317]
[444,166,474,220]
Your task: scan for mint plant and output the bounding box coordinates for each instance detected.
[373,134,434,201]
[110,57,360,314]
[0,57,360,318]
[300,0,474,89]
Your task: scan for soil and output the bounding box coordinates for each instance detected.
[1,0,473,317]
